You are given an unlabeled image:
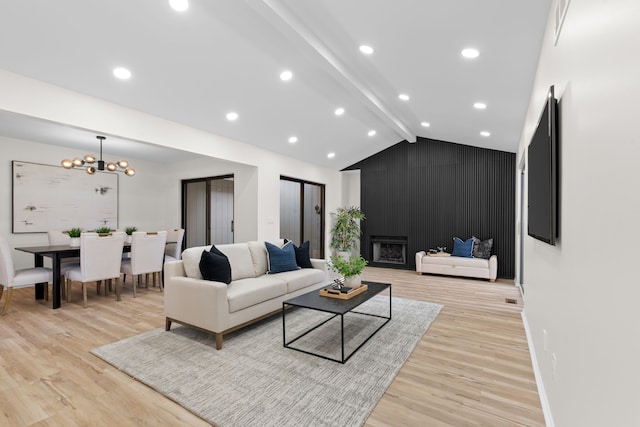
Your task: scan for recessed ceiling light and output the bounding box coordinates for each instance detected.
[359,45,374,55]
[461,48,479,58]
[480,131,491,137]
[327,152,335,159]
[398,94,410,101]
[169,0,189,12]
[113,67,131,80]
[334,108,345,116]
[226,112,238,121]
[280,70,293,81]
[368,130,376,137]
[288,136,298,144]
[421,122,430,127]
[474,102,487,109]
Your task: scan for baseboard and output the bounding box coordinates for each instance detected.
[521,309,555,427]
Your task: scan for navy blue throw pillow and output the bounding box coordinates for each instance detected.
[293,241,313,269]
[199,245,232,284]
[451,237,474,258]
[266,241,300,274]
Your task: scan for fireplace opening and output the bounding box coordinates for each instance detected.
[371,236,408,266]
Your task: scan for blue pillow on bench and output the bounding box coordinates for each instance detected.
[451,237,474,258]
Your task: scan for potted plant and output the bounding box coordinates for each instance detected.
[95,226,112,236]
[329,254,368,288]
[330,206,365,257]
[65,227,82,247]
[125,226,137,244]
[329,206,367,287]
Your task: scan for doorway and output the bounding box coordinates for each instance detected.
[182,175,234,248]
[280,177,325,258]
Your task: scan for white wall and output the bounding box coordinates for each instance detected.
[1,135,169,267]
[0,71,346,266]
[518,1,640,425]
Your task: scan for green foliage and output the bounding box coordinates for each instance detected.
[125,226,138,235]
[65,227,82,238]
[329,254,368,278]
[95,226,112,234]
[330,206,365,251]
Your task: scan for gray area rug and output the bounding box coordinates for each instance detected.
[91,296,442,427]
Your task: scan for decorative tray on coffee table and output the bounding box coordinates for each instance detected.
[319,283,368,300]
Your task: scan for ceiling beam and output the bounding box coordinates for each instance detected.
[259,0,416,143]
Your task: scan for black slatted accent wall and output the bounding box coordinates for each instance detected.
[346,137,515,278]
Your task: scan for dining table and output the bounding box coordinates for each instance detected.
[15,244,131,309]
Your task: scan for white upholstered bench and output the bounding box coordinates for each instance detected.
[415,251,497,282]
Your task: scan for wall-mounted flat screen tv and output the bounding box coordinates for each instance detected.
[528,85,558,245]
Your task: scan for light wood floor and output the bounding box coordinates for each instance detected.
[0,269,544,426]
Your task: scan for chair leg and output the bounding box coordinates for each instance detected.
[96,280,102,295]
[0,285,3,301]
[82,283,88,308]
[1,287,13,315]
[165,318,172,331]
[60,275,66,300]
[44,282,49,302]
[115,277,121,302]
[133,275,137,298]
[66,278,73,303]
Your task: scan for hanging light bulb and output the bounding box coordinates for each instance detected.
[61,159,73,169]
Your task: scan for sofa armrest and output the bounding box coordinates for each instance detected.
[415,251,426,273]
[310,258,327,271]
[164,272,230,333]
[488,255,498,281]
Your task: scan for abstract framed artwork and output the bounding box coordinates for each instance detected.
[12,160,118,233]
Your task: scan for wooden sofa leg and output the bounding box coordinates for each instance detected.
[165,318,172,331]
[215,333,223,350]
[489,279,496,282]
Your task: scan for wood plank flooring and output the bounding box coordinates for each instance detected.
[0,268,544,426]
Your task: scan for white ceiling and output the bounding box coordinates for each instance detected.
[0,0,551,170]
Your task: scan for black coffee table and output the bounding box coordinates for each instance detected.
[282,281,391,363]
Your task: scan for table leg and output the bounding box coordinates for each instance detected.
[34,254,45,300]
[51,254,61,309]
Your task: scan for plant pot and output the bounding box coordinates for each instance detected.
[125,235,132,244]
[344,274,362,288]
[69,237,80,247]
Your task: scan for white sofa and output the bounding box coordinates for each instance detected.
[164,241,327,349]
[415,251,497,282]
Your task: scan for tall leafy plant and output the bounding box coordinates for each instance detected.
[330,206,365,252]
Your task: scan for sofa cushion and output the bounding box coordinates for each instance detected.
[226,276,287,313]
[216,243,256,281]
[293,241,314,269]
[248,241,269,277]
[421,255,489,268]
[472,236,493,259]
[266,241,300,274]
[199,247,232,284]
[273,268,327,293]
[451,237,474,258]
[182,245,212,279]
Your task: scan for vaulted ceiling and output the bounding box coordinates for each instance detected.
[0,0,551,170]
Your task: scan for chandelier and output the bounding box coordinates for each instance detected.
[61,136,135,176]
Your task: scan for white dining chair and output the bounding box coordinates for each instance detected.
[121,231,167,297]
[0,235,53,315]
[47,230,80,299]
[65,232,125,308]
[164,228,185,262]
